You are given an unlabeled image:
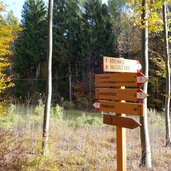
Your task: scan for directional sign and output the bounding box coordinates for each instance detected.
[93,100,144,116]
[103,56,142,73]
[96,88,147,102]
[95,72,147,87]
[103,114,141,129]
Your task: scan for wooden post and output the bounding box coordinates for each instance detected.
[116,86,127,171]
[116,126,127,171]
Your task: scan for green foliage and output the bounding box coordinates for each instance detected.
[12,0,117,103]
[74,113,102,127]
[13,0,47,100]
[81,0,115,59]
[0,104,25,130]
[51,104,64,119]
[33,104,44,115]
[148,77,164,110]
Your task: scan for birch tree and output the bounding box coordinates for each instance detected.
[163,2,171,147]
[139,0,152,167]
[42,0,54,155]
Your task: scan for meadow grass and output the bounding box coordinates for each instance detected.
[0,104,170,170]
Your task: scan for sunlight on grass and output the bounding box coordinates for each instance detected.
[0,104,169,170]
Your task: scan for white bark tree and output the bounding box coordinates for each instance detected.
[139,0,152,167]
[163,2,171,147]
[42,0,54,155]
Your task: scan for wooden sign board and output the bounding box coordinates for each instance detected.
[93,100,144,116]
[96,88,147,102]
[103,56,142,73]
[103,114,141,129]
[95,72,147,87]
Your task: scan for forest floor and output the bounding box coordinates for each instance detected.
[0,105,170,171]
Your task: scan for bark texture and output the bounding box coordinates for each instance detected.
[42,0,54,155]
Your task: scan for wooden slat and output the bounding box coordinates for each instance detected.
[96,100,144,116]
[103,114,141,129]
[103,56,141,73]
[95,72,147,87]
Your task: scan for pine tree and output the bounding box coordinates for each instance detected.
[13,0,47,99]
[52,0,81,99]
[81,0,114,71]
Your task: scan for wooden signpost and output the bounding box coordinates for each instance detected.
[93,56,147,171]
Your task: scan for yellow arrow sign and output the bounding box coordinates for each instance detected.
[93,100,144,116]
[95,72,148,87]
[96,88,148,102]
[103,114,141,129]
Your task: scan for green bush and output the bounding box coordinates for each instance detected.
[0,104,26,130]
[74,113,101,127]
[33,104,44,116]
[51,104,64,119]
[8,104,17,115]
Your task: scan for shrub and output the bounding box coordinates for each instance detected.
[61,101,75,110]
[33,104,44,116]
[8,104,17,115]
[0,104,26,130]
[74,113,101,127]
[76,98,89,110]
[51,104,63,119]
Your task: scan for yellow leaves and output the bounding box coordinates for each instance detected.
[0,7,20,99]
[127,0,167,34]
[162,94,171,98]
[0,1,20,112]
[0,75,14,93]
[148,11,163,33]
[151,1,163,9]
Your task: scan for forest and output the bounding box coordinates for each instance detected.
[0,0,167,109]
[1,0,171,170]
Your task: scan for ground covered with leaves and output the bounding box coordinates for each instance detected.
[0,105,170,170]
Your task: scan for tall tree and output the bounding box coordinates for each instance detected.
[13,0,47,100]
[53,0,81,100]
[140,0,152,167]
[108,0,127,55]
[81,0,114,103]
[42,0,54,155]
[163,2,171,146]
[0,2,20,113]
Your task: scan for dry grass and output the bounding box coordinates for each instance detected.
[0,106,170,171]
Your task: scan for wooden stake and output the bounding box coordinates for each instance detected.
[116,86,127,171]
[116,126,127,171]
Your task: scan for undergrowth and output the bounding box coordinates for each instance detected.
[0,105,169,170]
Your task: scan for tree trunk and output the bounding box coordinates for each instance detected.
[163,2,171,147]
[42,0,54,156]
[68,62,72,102]
[88,71,92,105]
[139,0,152,167]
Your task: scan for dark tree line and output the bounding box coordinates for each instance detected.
[13,0,118,106]
[12,0,167,110]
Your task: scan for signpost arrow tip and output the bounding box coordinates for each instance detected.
[93,102,100,110]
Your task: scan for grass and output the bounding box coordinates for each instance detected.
[0,104,170,170]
